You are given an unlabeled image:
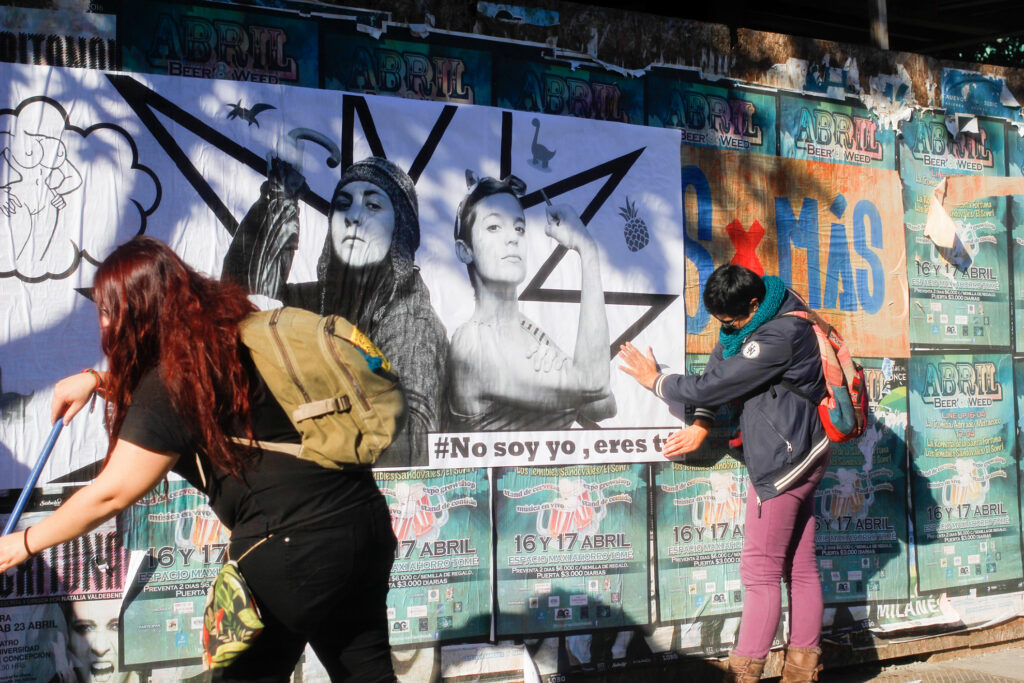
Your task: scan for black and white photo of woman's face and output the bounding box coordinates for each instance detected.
[67,599,123,683]
[466,192,527,286]
[330,180,395,268]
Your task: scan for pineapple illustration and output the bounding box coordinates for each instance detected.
[618,196,649,252]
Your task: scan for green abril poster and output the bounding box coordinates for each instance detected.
[815,357,910,606]
[901,111,1010,348]
[780,95,895,170]
[494,464,648,637]
[493,57,644,124]
[376,468,491,645]
[646,73,777,155]
[321,31,491,105]
[121,0,319,87]
[908,353,1023,594]
[121,481,226,668]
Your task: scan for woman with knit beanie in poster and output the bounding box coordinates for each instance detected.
[223,156,448,468]
[619,264,830,683]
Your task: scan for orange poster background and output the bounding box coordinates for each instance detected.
[683,147,909,356]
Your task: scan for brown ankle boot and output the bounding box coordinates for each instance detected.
[780,646,822,682]
[725,653,766,682]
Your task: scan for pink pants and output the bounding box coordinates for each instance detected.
[733,453,829,659]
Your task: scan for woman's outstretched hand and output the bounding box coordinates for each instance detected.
[663,423,710,459]
[51,372,99,425]
[617,342,661,390]
[0,530,32,573]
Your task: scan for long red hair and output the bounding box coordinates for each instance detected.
[93,236,256,476]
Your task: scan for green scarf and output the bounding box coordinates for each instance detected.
[719,275,786,358]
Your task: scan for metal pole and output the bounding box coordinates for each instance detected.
[2,421,64,536]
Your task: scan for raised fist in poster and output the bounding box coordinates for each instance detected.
[449,173,616,431]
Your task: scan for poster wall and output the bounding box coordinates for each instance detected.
[4,9,1024,678]
[653,354,745,631]
[0,6,118,70]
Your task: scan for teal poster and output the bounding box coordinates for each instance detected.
[653,458,746,621]
[815,357,910,605]
[653,354,745,628]
[646,74,777,155]
[1007,126,1024,353]
[901,111,1010,347]
[493,57,644,124]
[121,481,226,668]
[376,468,491,645]
[908,353,1023,594]
[780,95,895,169]
[942,68,1024,123]
[121,0,319,87]
[321,32,491,104]
[650,354,750,655]
[495,464,649,637]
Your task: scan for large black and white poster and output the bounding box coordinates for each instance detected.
[0,61,684,482]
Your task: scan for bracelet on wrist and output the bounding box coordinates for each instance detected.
[22,527,36,559]
[80,368,103,393]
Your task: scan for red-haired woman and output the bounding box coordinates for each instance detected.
[0,236,398,682]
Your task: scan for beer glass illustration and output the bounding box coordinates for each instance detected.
[537,478,604,539]
[174,510,225,548]
[387,481,449,545]
[922,457,1006,507]
[663,471,746,527]
[816,467,894,521]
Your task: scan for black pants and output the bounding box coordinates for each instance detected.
[217,499,397,682]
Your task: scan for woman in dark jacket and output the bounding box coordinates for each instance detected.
[0,236,397,682]
[619,264,830,683]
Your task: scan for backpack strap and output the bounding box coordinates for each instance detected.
[228,436,303,457]
[292,395,351,422]
[775,310,825,405]
[777,379,815,403]
[783,308,833,334]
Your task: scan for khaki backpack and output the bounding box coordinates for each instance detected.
[237,307,405,468]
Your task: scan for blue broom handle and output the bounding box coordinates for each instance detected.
[3,420,64,536]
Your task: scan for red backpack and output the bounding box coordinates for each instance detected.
[782,308,868,443]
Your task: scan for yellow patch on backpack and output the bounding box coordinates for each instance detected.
[349,326,392,373]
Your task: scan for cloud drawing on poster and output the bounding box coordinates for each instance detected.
[0,97,160,282]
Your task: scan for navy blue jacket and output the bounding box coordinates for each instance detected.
[655,290,829,501]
